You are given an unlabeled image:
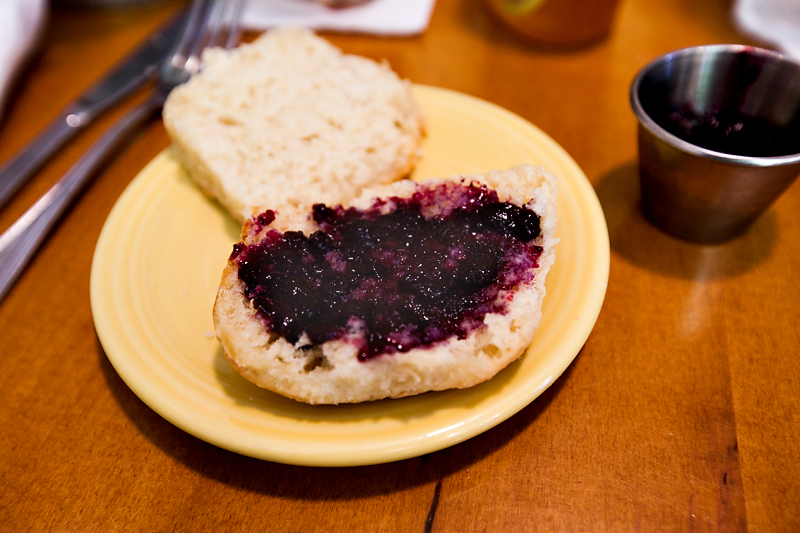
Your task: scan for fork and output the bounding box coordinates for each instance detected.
[0,0,245,303]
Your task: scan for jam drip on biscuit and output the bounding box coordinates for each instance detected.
[233,181,543,361]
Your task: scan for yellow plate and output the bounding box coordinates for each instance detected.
[91,85,609,466]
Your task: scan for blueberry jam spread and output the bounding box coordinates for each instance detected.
[232,181,543,361]
[659,106,800,157]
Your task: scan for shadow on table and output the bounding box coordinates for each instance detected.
[594,162,777,280]
[98,337,579,499]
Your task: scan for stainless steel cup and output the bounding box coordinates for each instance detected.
[630,45,800,243]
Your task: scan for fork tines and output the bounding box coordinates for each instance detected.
[174,0,246,75]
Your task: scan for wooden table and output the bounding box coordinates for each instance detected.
[2,0,798,530]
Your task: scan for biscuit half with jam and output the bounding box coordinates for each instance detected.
[213,165,558,404]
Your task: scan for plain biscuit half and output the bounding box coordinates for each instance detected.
[163,27,426,222]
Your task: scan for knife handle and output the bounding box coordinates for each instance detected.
[0,9,188,212]
[0,105,93,211]
[0,96,162,303]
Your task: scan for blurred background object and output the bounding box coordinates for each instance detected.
[308,0,374,6]
[241,0,435,35]
[485,0,621,47]
[0,0,47,123]
[734,0,800,59]
[52,0,174,6]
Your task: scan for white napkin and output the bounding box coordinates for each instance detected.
[734,0,800,59]
[241,0,436,36]
[0,0,47,122]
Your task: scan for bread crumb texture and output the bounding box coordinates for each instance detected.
[213,165,559,404]
[163,27,426,222]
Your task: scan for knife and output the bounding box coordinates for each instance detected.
[0,9,188,211]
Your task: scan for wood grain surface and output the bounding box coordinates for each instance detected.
[1,0,798,531]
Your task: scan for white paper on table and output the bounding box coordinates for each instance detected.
[241,0,436,36]
[0,0,47,122]
[733,0,800,59]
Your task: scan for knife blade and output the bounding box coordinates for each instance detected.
[0,9,188,211]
